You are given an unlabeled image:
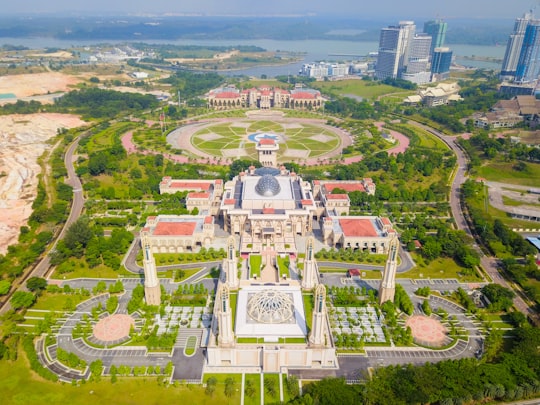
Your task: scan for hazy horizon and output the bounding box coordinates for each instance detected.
[0,0,535,21]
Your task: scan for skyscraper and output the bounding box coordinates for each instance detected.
[501,11,534,80]
[375,21,416,80]
[431,47,453,74]
[515,19,540,83]
[424,19,447,57]
[401,33,432,84]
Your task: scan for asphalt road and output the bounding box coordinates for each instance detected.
[409,121,532,316]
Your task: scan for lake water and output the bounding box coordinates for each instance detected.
[0,37,505,76]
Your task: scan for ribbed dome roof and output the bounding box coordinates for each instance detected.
[255,174,281,197]
[247,290,294,324]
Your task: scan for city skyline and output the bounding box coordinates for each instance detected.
[0,0,535,20]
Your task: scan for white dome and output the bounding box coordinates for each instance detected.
[247,290,294,324]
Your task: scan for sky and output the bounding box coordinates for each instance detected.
[0,0,537,20]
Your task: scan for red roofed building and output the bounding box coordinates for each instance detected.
[206,84,325,111]
[322,216,396,253]
[140,214,215,253]
[159,177,223,215]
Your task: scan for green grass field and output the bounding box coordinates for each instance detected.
[399,252,482,282]
[190,119,342,161]
[475,162,540,187]
[311,79,414,100]
[0,352,231,405]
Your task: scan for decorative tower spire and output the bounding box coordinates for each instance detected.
[141,233,161,306]
[309,284,327,346]
[222,236,239,288]
[302,236,316,289]
[379,234,399,304]
[218,284,234,346]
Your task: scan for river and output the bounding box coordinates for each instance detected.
[0,37,505,77]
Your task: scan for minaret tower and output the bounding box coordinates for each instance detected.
[217,284,235,346]
[302,237,317,289]
[141,234,161,306]
[222,236,239,288]
[309,284,327,346]
[379,234,399,304]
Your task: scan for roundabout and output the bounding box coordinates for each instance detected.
[166,116,352,164]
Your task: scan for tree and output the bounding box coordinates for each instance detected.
[205,376,217,396]
[10,291,35,309]
[26,277,47,293]
[64,217,93,252]
[0,280,11,295]
[224,377,236,397]
[481,284,515,312]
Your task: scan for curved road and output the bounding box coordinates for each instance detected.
[0,133,86,314]
[409,121,532,316]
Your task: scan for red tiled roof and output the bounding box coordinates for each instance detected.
[326,194,348,200]
[204,216,213,224]
[169,181,211,191]
[224,199,236,205]
[188,192,210,199]
[262,207,275,214]
[313,180,320,185]
[214,91,240,99]
[381,217,392,226]
[153,222,197,236]
[338,218,378,237]
[259,139,276,145]
[301,199,313,205]
[291,91,316,99]
[147,216,156,220]
[324,183,366,193]
[215,179,223,184]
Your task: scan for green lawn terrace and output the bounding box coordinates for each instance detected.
[171,117,348,164]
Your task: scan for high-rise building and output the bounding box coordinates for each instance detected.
[431,47,453,74]
[501,11,534,80]
[515,19,540,83]
[375,21,416,80]
[401,33,432,84]
[424,19,447,57]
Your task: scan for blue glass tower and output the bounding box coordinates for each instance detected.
[516,20,540,83]
[431,48,453,73]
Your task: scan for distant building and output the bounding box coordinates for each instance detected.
[403,82,461,107]
[206,84,325,111]
[376,21,432,84]
[431,47,453,79]
[515,19,540,83]
[299,62,350,80]
[501,11,534,80]
[499,81,537,97]
[375,21,416,80]
[130,71,149,79]
[423,19,448,58]
[473,95,540,128]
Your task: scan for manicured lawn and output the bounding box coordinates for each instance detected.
[244,373,262,405]
[262,374,281,403]
[303,294,314,332]
[399,252,482,282]
[190,119,342,160]
[249,255,261,278]
[31,292,88,311]
[318,267,382,279]
[0,351,223,405]
[184,336,197,356]
[476,161,540,187]
[202,373,242,403]
[312,79,412,100]
[51,261,133,280]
